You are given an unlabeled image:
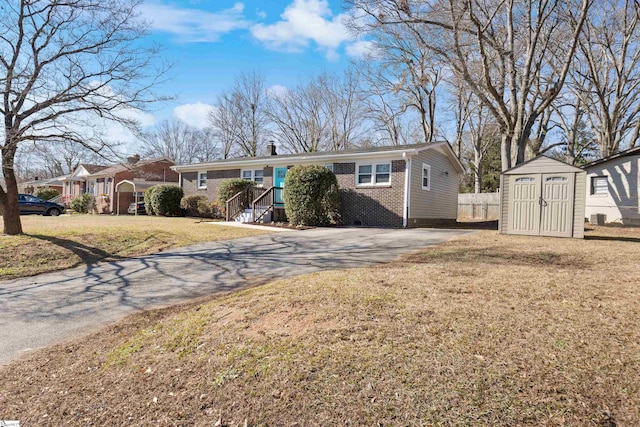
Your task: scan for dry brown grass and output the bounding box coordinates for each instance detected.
[1,226,639,426]
[0,215,269,279]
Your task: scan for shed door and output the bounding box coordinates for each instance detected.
[540,174,574,237]
[508,175,541,235]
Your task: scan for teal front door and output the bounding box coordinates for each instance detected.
[274,167,287,205]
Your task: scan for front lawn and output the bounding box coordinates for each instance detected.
[1,226,639,425]
[0,215,269,279]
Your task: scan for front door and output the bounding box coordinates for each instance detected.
[274,167,287,205]
[540,173,574,238]
[508,175,541,235]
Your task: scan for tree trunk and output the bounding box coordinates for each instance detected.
[474,146,483,194]
[501,134,512,171]
[1,167,23,235]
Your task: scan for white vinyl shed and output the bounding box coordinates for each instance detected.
[499,156,586,238]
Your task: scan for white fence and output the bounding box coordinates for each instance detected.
[458,192,500,220]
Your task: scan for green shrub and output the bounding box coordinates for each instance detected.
[180,194,209,217]
[148,185,183,217]
[209,201,224,219]
[197,198,212,217]
[217,179,256,213]
[284,165,339,226]
[144,187,156,216]
[70,193,94,213]
[35,188,60,201]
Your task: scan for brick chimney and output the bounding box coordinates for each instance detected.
[266,142,277,156]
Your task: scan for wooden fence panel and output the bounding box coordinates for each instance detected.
[458,192,500,220]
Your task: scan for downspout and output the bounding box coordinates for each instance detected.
[402,152,412,228]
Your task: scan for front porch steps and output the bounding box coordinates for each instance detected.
[235,208,271,223]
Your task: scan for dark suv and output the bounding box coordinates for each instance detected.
[18,194,65,216]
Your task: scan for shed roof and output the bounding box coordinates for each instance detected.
[502,155,584,175]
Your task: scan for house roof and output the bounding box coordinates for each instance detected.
[87,157,174,178]
[502,155,584,175]
[171,142,465,174]
[581,145,640,169]
[21,175,68,187]
[82,164,109,174]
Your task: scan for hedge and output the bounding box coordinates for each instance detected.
[147,185,184,216]
[217,179,256,213]
[34,188,60,201]
[284,165,339,226]
[144,187,156,216]
[70,193,94,213]
[180,194,209,217]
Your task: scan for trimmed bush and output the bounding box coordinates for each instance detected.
[217,179,256,213]
[197,198,212,217]
[284,165,340,226]
[144,186,156,216]
[180,194,209,217]
[70,193,94,213]
[147,185,183,216]
[35,188,60,201]
[209,201,224,219]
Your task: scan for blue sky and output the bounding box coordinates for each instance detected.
[135,0,370,130]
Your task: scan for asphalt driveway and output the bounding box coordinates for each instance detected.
[0,227,472,365]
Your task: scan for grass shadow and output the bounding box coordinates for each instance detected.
[428,220,499,230]
[29,234,124,267]
[585,235,640,243]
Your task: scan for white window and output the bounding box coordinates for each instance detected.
[422,163,431,190]
[198,171,207,189]
[241,169,264,186]
[357,162,392,186]
[591,176,608,195]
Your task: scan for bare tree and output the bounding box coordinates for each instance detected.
[0,0,167,234]
[349,0,591,170]
[320,70,368,151]
[266,80,326,153]
[138,119,217,164]
[574,0,640,157]
[16,140,103,179]
[208,71,270,158]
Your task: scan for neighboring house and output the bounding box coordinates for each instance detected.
[582,146,640,225]
[60,164,109,205]
[20,175,66,196]
[172,142,464,228]
[84,157,179,214]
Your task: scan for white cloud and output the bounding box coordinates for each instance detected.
[173,102,215,129]
[345,40,375,58]
[250,0,353,57]
[140,2,250,42]
[256,8,267,19]
[266,84,289,99]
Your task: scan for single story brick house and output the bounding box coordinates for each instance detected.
[60,163,109,205]
[85,157,179,214]
[171,142,464,228]
[582,145,640,225]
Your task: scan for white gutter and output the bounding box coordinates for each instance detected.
[171,148,422,173]
[402,152,412,228]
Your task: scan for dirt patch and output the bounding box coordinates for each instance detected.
[1,227,640,425]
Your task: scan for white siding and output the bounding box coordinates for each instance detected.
[409,148,460,220]
[584,155,640,225]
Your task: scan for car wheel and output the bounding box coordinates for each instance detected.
[47,208,61,216]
